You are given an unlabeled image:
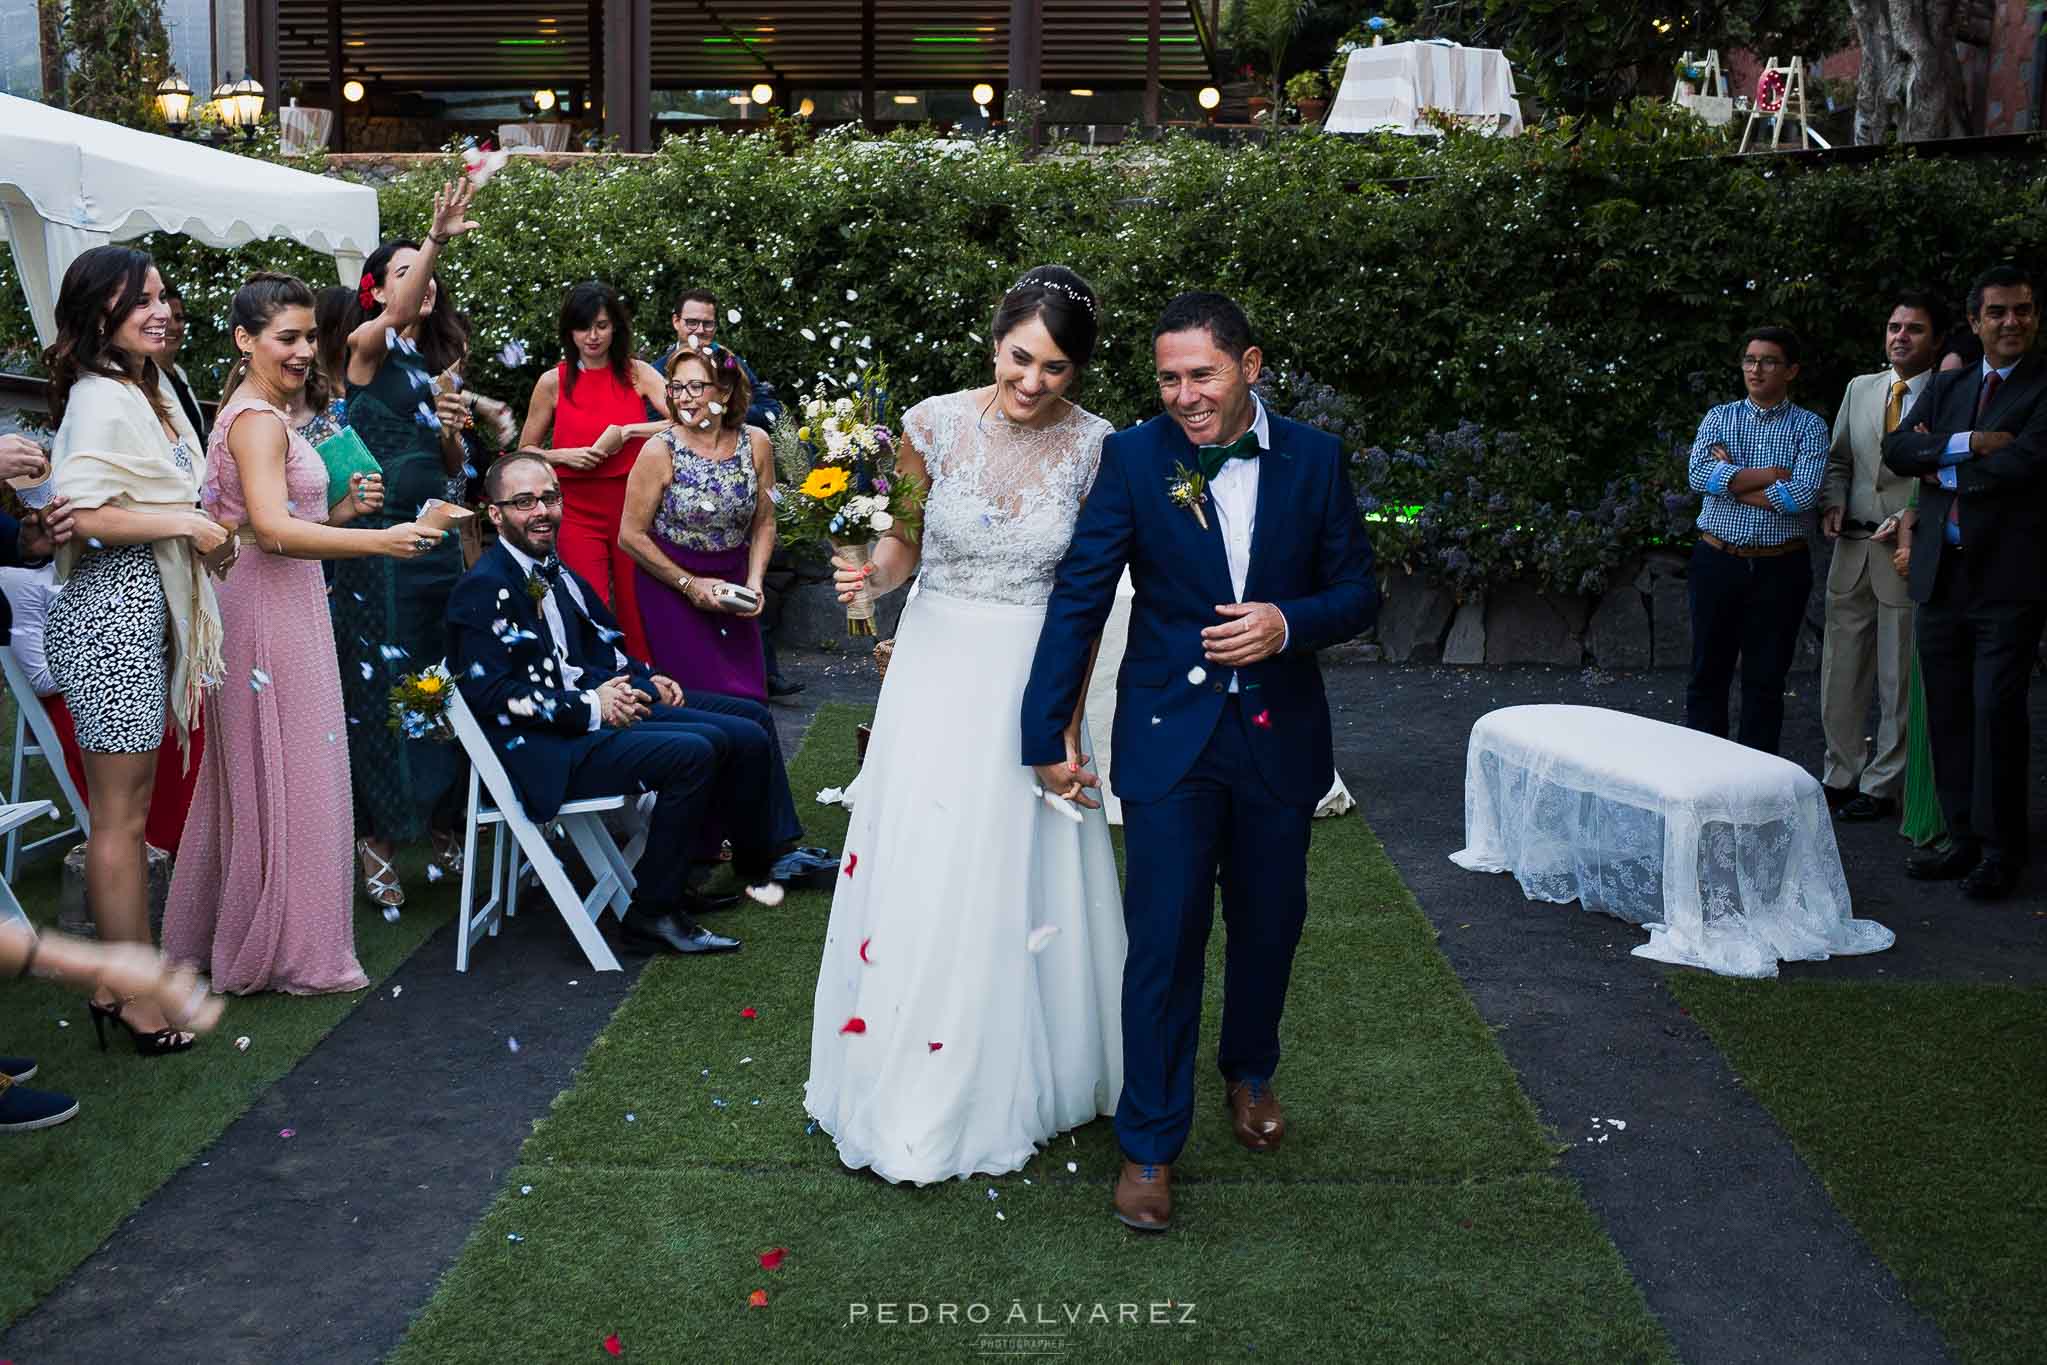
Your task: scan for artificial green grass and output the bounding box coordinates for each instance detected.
[1670,976,2047,1365]
[0,747,448,1328]
[394,704,1671,1363]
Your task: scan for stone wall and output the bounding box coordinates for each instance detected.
[1368,543,1834,673]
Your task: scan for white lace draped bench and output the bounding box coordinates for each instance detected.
[1450,704,1894,978]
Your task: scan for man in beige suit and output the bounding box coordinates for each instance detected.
[1819,293,1945,821]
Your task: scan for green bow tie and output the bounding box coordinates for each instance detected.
[1196,430,1261,481]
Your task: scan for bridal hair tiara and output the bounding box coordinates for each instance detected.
[1010,272,1098,319]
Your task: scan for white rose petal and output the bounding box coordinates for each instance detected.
[727,308,742,323]
[1187,666,1207,686]
[846,288,859,301]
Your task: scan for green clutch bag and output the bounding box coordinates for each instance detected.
[316,426,382,508]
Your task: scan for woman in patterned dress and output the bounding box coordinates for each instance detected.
[618,342,775,702]
[161,273,437,994]
[44,245,232,1054]
[328,180,481,910]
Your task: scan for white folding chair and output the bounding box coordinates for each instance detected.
[1,648,89,881]
[0,798,57,925]
[446,685,641,972]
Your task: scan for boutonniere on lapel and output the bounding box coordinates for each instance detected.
[525,573,550,604]
[1167,463,1210,530]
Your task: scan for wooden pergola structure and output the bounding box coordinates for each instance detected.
[246,1,1222,151]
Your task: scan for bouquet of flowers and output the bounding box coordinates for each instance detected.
[388,664,456,743]
[770,362,924,636]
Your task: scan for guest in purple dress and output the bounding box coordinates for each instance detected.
[621,343,775,703]
[161,273,438,995]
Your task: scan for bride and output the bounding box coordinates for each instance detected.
[804,267,1126,1185]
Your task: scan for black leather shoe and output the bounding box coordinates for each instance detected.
[680,890,742,916]
[1838,794,1897,823]
[1823,783,1854,811]
[618,910,741,955]
[1906,841,1978,881]
[767,674,807,700]
[1961,856,2019,902]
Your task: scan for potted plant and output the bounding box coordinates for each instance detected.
[1231,0,1322,127]
[1287,70,1331,123]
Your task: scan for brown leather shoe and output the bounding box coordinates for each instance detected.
[1113,1159,1172,1232]
[1225,1079,1287,1151]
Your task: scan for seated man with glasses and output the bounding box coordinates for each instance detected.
[1682,325,1829,754]
[447,453,810,956]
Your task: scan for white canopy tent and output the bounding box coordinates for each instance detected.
[0,93,379,349]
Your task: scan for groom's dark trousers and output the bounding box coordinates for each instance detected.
[1023,409,1377,1166]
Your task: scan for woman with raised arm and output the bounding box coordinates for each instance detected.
[328,180,481,911]
[43,245,231,1056]
[804,267,1126,1184]
[161,273,439,994]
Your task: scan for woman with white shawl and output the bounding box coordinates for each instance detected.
[44,245,231,1056]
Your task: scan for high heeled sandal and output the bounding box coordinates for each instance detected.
[430,833,464,878]
[88,997,197,1057]
[357,839,405,908]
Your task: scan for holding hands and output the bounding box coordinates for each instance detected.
[18,495,73,562]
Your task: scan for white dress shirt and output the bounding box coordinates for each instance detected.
[0,564,60,696]
[500,541,615,731]
[1204,394,1286,692]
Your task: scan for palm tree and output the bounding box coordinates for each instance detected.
[1234,0,1323,121]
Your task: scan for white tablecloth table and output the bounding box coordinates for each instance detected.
[1450,704,1893,978]
[1326,41,1523,137]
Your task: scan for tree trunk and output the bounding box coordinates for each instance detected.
[37,0,66,107]
[1851,0,1972,143]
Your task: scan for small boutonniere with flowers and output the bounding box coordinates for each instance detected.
[1168,463,1209,530]
[525,573,549,604]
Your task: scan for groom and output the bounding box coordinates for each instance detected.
[1022,292,1378,1232]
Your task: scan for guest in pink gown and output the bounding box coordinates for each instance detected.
[161,274,439,995]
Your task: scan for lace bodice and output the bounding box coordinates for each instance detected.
[906,390,1111,606]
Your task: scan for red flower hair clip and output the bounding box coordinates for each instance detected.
[357,272,379,313]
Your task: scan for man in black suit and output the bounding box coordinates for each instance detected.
[448,453,805,954]
[1882,264,2047,900]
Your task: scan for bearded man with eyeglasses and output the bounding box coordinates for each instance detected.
[1683,325,1830,754]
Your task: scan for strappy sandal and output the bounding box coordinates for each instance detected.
[357,838,405,908]
[430,831,464,879]
[88,997,197,1057]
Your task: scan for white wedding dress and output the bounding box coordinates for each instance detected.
[804,390,1127,1185]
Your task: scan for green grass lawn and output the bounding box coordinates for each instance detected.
[0,709,449,1327]
[1671,976,2047,1365]
[393,705,1671,1364]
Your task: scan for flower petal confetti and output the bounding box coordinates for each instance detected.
[928,1042,943,1053]
[839,1016,867,1035]
[1187,666,1207,686]
[844,853,858,877]
[603,1332,624,1356]
[759,1248,786,1270]
[507,1036,520,1053]
[727,308,742,324]
[1252,709,1272,729]
[383,907,401,923]
[249,668,272,692]
[1026,926,1060,954]
[505,1232,524,1243]
[234,1036,251,1052]
[499,339,528,367]
[279,1128,296,1139]
[748,1289,769,1309]
[740,1006,757,1019]
[520,1185,533,1195]
[858,937,873,964]
[845,289,859,302]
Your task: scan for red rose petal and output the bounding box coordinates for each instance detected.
[928,1042,943,1052]
[748,1289,769,1308]
[759,1247,787,1270]
[739,1006,757,1019]
[603,1332,623,1356]
[840,1016,866,1035]
[858,937,872,964]
[844,852,858,877]
[1252,709,1272,729]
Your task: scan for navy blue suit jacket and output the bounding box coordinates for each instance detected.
[1022,410,1378,807]
[447,541,658,822]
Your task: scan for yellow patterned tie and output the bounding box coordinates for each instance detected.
[1884,379,1908,433]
